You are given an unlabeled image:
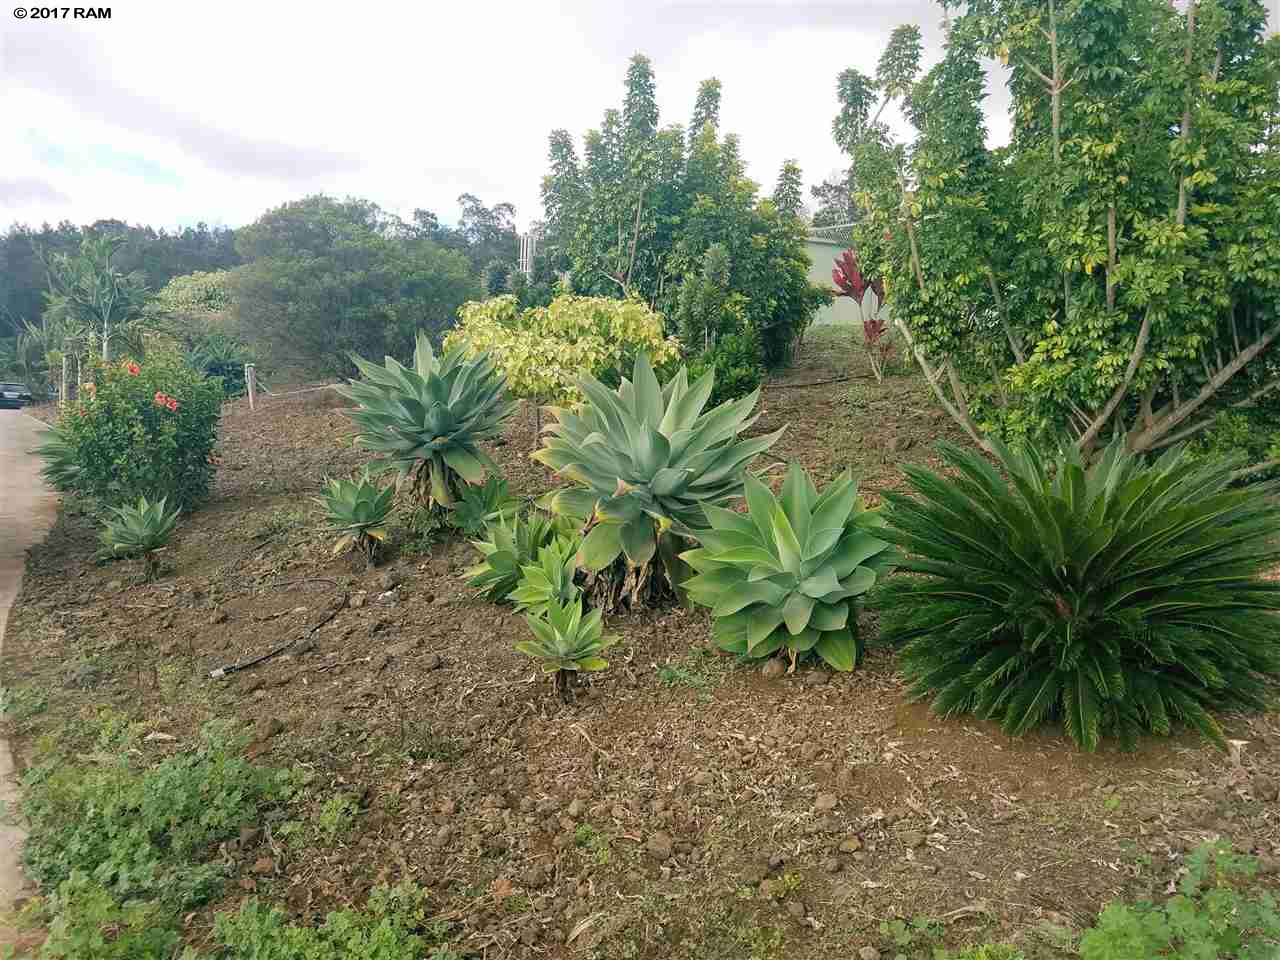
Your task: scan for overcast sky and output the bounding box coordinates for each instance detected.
[2,1,1035,233]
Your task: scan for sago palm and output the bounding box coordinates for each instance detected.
[337,332,517,508]
[877,439,1280,751]
[533,353,782,608]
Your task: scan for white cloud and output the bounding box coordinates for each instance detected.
[0,0,1011,232]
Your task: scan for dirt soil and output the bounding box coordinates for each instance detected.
[2,331,1278,959]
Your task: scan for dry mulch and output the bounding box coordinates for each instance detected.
[3,333,1278,959]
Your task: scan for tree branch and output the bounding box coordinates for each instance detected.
[1132,318,1280,452]
[1076,309,1152,451]
[986,267,1025,363]
[1231,458,1280,482]
[1232,377,1280,408]
[894,317,991,453]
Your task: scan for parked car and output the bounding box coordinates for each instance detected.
[0,382,34,409]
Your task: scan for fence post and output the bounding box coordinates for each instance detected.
[245,363,256,411]
[60,355,68,407]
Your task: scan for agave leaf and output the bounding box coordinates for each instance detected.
[578,522,624,571]
[814,628,857,672]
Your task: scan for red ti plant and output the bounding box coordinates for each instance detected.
[832,249,893,382]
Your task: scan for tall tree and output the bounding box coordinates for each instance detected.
[230,195,479,373]
[809,170,858,227]
[539,57,827,368]
[771,159,805,220]
[689,78,722,142]
[43,234,149,361]
[839,0,1280,469]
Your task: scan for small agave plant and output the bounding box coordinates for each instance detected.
[464,511,566,601]
[517,598,616,701]
[34,425,82,493]
[97,495,180,581]
[316,473,395,565]
[510,536,582,618]
[533,353,782,610]
[682,464,899,672]
[451,475,522,537]
[337,331,517,509]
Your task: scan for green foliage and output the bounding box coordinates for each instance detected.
[38,874,183,960]
[96,495,180,579]
[230,195,480,375]
[510,536,582,618]
[48,350,223,509]
[935,946,1023,960]
[1080,841,1280,959]
[464,511,566,601]
[840,2,1280,463]
[878,439,1280,751]
[0,685,48,721]
[683,464,898,672]
[208,883,457,960]
[316,472,394,563]
[337,332,517,508]
[517,598,616,700]
[686,329,764,407]
[446,294,680,404]
[534,354,782,608]
[33,425,82,493]
[20,721,292,910]
[42,234,150,363]
[449,475,522,537]
[482,258,513,297]
[315,792,360,843]
[673,243,743,352]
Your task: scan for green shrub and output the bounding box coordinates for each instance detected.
[877,439,1280,751]
[337,332,517,509]
[21,720,293,909]
[316,473,395,564]
[685,329,764,407]
[211,883,456,960]
[517,598,616,701]
[682,464,898,672]
[534,353,782,609]
[37,874,182,960]
[51,351,223,509]
[1080,841,1279,959]
[445,294,681,404]
[95,495,180,580]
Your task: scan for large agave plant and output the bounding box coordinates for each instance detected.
[517,598,616,701]
[315,473,395,565]
[682,465,898,672]
[97,495,180,580]
[533,353,782,608]
[878,439,1280,752]
[337,332,518,508]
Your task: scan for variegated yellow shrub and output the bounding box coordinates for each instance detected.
[445,295,680,403]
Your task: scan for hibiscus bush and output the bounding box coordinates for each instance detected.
[53,351,223,509]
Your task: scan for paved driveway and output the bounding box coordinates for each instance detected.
[0,410,57,946]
